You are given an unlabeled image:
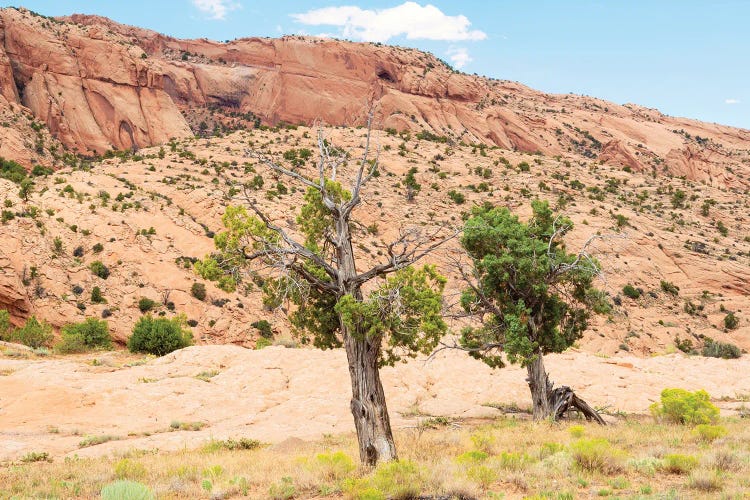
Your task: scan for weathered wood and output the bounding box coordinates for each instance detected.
[550,386,606,425]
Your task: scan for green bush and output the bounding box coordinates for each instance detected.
[100,480,154,500]
[114,458,147,480]
[191,282,207,301]
[660,280,680,296]
[702,339,741,359]
[11,316,53,348]
[661,453,698,474]
[447,190,465,205]
[314,451,356,481]
[694,424,727,442]
[622,284,641,299]
[650,388,719,425]
[127,315,193,356]
[371,460,425,498]
[137,297,156,313]
[570,438,625,475]
[723,312,739,330]
[251,319,273,339]
[90,260,110,279]
[58,318,112,353]
[0,309,11,340]
[91,286,106,304]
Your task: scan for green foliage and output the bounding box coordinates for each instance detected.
[694,424,727,442]
[622,284,641,299]
[371,460,425,498]
[100,480,154,500]
[723,312,739,330]
[447,189,465,204]
[18,178,34,201]
[314,451,356,481]
[191,282,207,301]
[660,280,679,296]
[650,388,719,425]
[661,454,698,474]
[0,156,27,184]
[268,476,296,500]
[570,438,625,475]
[58,318,111,353]
[137,297,156,313]
[91,286,106,304]
[459,200,607,368]
[11,316,53,348]
[702,338,741,359]
[127,315,193,356]
[335,265,447,366]
[0,309,10,340]
[89,260,110,279]
[251,319,273,339]
[404,167,420,200]
[202,437,261,452]
[114,458,147,480]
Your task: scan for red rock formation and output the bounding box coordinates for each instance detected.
[0,7,745,189]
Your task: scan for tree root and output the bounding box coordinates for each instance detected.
[549,385,606,425]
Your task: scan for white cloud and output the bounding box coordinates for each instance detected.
[725,98,741,105]
[291,2,486,43]
[446,47,472,69]
[192,0,240,20]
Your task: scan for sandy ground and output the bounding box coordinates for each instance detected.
[1,345,748,462]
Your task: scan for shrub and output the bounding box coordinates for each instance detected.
[58,318,111,353]
[91,286,106,304]
[723,312,739,330]
[191,282,207,301]
[20,451,50,463]
[11,316,53,348]
[622,284,641,299]
[570,438,625,475]
[660,280,679,296]
[100,480,154,500]
[114,458,147,480]
[251,319,273,339]
[371,460,425,499]
[702,339,741,359]
[92,242,104,253]
[314,451,356,481]
[694,424,727,442]
[447,190,465,205]
[202,437,261,452]
[0,309,10,340]
[661,453,698,474]
[650,388,719,425]
[687,470,723,492]
[90,260,110,279]
[127,315,193,356]
[137,297,156,313]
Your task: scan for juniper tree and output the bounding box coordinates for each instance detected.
[456,200,609,422]
[202,116,453,465]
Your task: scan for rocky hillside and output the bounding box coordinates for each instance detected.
[0,7,747,189]
[0,123,748,356]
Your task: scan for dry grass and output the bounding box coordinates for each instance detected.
[1,415,749,499]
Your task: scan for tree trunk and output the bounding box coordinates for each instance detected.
[336,217,397,466]
[526,352,553,420]
[344,332,398,466]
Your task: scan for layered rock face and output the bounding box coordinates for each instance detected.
[0,8,746,188]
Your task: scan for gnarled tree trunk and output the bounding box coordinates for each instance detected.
[526,352,553,420]
[344,332,398,466]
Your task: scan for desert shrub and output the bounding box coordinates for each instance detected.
[660,280,680,296]
[89,260,110,279]
[100,480,154,500]
[191,282,207,301]
[20,451,50,463]
[723,312,739,330]
[79,434,117,448]
[202,437,261,452]
[568,424,585,438]
[58,318,111,353]
[650,388,719,425]
[217,275,236,292]
[371,460,425,499]
[661,454,698,474]
[114,458,147,480]
[447,190,465,205]
[622,284,641,299]
[694,424,727,442]
[251,319,273,339]
[455,450,488,465]
[570,438,625,475]
[91,286,106,304]
[127,315,193,356]
[687,469,723,492]
[11,316,53,348]
[255,337,272,349]
[92,242,104,253]
[702,339,741,359]
[137,297,156,313]
[0,309,10,340]
[314,451,356,481]
[268,476,295,500]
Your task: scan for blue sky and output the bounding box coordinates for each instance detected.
[2,1,748,129]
